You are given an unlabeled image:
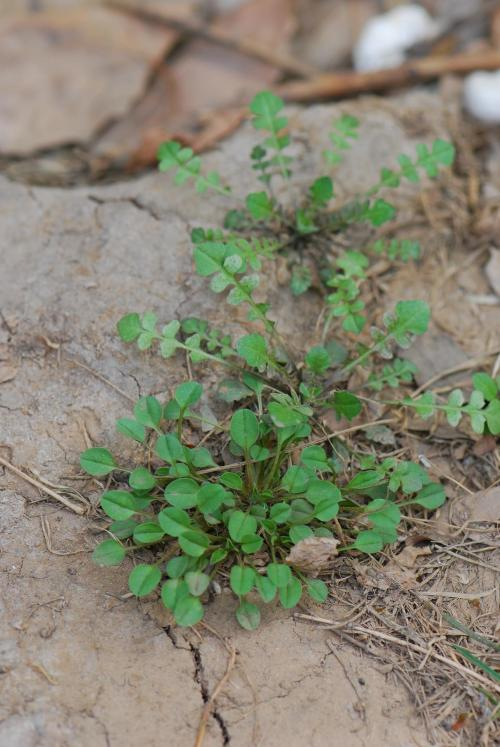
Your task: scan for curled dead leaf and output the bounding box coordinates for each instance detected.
[286,537,339,576]
[393,544,432,569]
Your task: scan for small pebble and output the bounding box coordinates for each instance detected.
[353,4,440,72]
[463,71,500,124]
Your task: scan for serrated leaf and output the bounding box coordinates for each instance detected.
[236,334,269,368]
[246,191,274,220]
[332,391,362,421]
[305,346,330,375]
[471,373,497,401]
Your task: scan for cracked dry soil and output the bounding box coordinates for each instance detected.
[0,92,467,747]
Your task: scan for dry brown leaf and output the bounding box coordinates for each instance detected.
[286,536,339,575]
[0,365,17,384]
[391,544,432,569]
[293,0,374,70]
[0,7,175,155]
[94,0,296,169]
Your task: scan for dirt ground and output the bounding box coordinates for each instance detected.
[1,91,499,747]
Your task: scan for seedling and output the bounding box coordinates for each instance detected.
[82,91,499,630]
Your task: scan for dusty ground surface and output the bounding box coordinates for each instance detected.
[1,92,499,747]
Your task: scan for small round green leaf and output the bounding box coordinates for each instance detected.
[353,530,383,554]
[158,507,191,537]
[109,518,138,539]
[267,563,292,589]
[101,490,138,521]
[134,396,162,428]
[164,478,199,509]
[236,601,261,630]
[279,576,302,609]
[156,434,185,463]
[129,466,156,492]
[230,409,259,450]
[230,565,255,596]
[228,510,257,542]
[270,502,292,524]
[133,522,165,544]
[161,579,189,610]
[306,578,328,603]
[166,555,190,579]
[178,531,210,558]
[268,403,305,429]
[220,472,244,490]
[174,595,204,627]
[198,483,227,514]
[412,482,446,510]
[281,466,312,494]
[240,534,263,553]
[185,571,210,596]
[128,564,161,597]
[472,372,498,401]
[80,447,116,476]
[255,574,276,603]
[92,539,125,567]
[300,446,329,472]
[174,381,203,409]
[289,525,314,543]
[116,418,146,443]
[314,498,340,522]
[306,480,341,506]
[117,313,142,342]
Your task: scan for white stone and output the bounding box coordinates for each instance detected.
[463,71,500,124]
[353,4,440,72]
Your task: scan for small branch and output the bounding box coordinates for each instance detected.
[107,0,317,79]
[277,49,500,102]
[0,454,86,515]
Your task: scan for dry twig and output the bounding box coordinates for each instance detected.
[0,454,86,515]
[278,49,500,102]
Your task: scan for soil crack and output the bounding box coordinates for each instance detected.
[87,195,162,222]
[190,642,231,746]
